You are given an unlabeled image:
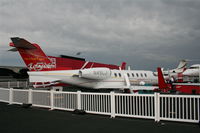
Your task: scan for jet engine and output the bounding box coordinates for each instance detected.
[79,68,111,80]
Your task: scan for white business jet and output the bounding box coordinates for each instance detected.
[28,67,158,90]
[9,37,158,91]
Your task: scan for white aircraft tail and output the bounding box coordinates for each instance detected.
[176,60,187,69]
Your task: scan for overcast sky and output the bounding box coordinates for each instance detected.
[0,0,200,71]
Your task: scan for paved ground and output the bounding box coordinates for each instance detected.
[0,102,199,133]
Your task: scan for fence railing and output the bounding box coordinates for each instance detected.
[0,87,199,123]
[114,93,155,119]
[159,94,200,123]
[0,81,28,88]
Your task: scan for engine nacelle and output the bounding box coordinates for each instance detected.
[79,68,111,80]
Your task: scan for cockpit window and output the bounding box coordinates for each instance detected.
[189,67,199,69]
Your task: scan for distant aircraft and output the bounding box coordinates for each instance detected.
[157,67,200,94]
[153,60,187,82]
[182,64,200,77]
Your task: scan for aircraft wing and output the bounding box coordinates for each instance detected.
[28,72,60,83]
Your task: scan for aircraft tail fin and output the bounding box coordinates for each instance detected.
[10,37,55,71]
[176,60,187,69]
[120,62,126,70]
[157,67,168,90]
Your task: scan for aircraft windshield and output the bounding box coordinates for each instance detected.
[189,67,199,69]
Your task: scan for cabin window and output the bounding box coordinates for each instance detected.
[141,73,143,77]
[144,73,147,77]
[127,73,130,77]
[118,73,122,77]
[132,73,135,77]
[114,73,117,77]
[136,73,139,77]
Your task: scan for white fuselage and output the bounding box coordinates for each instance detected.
[28,68,158,89]
[182,64,200,77]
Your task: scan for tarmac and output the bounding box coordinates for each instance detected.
[0,102,199,133]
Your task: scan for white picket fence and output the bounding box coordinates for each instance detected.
[0,87,199,123]
[0,81,28,88]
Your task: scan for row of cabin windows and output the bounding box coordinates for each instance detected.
[114,72,147,78]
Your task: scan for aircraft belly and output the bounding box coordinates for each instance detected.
[95,79,126,89]
[59,76,99,88]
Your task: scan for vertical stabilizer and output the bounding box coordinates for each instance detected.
[10,37,55,71]
[176,60,187,69]
[120,62,126,70]
[157,67,168,90]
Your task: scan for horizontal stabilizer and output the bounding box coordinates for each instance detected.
[8,47,18,52]
[10,37,37,49]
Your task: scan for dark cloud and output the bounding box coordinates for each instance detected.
[0,0,200,70]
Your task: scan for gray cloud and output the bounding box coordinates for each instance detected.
[0,0,200,70]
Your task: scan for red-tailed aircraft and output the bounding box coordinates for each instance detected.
[9,37,126,87]
[157,67,200,94]
[9,37,160,91]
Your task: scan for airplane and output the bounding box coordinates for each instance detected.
[153,60,187,82]
[10,37,159,91]
[166,59,187,75]
[28,67,159,90]
[9,37,126,88]
[157,67,200,94]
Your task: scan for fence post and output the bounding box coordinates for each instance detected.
[26,81,28,89]
[17,81,20,88]
[110,91,116,118]
[9,88,13,104]
[157,93,160,122]
[154,93,157,122]
[50,89,54,110]
[8,81,10,88]
[28,88,32,104]
[154,93,160,122]
[77,91,81,110]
